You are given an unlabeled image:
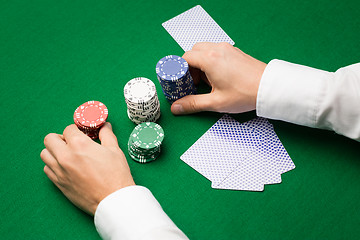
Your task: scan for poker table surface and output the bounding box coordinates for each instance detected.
[1,0,359,239]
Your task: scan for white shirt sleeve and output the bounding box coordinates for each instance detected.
[94,185,189,240]
[256,59,360,141]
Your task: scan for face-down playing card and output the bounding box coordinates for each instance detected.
[162,5,235,52]
[213,118,280,191]
[180,115,262,184]
[244,117,295,176]
[242,118,282,185]
[181,115,295,191]
[211,150,265,191]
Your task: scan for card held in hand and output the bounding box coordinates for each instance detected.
[162,5,235,51]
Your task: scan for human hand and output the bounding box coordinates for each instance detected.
[171,42,267,115]
[40,123,135,216]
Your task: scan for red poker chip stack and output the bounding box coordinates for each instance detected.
[73,100,108,139]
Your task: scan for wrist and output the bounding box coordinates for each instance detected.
[253,62,267,109]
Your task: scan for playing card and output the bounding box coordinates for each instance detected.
[244,117,295,175]
[242,118,282,184]
[180,114,295,191]
[213,120,282,190]
[212,151,265,192]
[180,115,262,184]
[276,142,296,174]
[162,5,235,52]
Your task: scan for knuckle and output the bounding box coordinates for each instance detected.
[218,42,228,47]
[60,150,77,166]
[61,151,72,162]
[63,125,72,135]
[189,98,198,112]
[61,151,83,167]
[44,133,56,145]
[59,158,71,170]
[207,49,220,60]
[210,95,224,112]
[218,42,232,50]
[52,150,72,168]
[55,173,66,185]
[71,134,88,146]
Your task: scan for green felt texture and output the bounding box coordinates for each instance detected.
[1,0,360,239]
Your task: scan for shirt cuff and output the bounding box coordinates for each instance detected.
[94,185,188,240]
[256,59,331,128]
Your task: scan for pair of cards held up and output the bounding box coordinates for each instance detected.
[181,115,295,191]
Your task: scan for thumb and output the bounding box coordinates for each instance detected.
[171,93,215,115]
[99,122,119,148]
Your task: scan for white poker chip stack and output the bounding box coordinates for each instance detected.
[124,77,161,124]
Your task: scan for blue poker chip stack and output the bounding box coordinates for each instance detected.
[156,55,196,103]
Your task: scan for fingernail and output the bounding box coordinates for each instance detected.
[106,122,112,129]
[172,104,184,114]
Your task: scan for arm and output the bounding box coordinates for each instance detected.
[257,60,360,141]
[95,186,188,240]
[172,42,360,141]
[40,123,188,240]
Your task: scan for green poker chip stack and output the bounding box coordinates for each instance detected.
[128,122,165,163]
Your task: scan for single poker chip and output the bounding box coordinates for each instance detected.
[156,55,189,81]
[124,77,156,104]
[128,145,160,158]
[127,108,160,124]
[127,101,159,113]
[128,152,158,163]
[128,104,160,117]
[125,93,158,106]
[74,101,108,128]
[130,122,164,150]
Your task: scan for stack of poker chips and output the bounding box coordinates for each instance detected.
[73,100,108,139]
[128,122,165,163]
[156,55,196,103]
[124,77,161,124]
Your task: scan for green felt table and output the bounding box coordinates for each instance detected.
[1,0,360,239]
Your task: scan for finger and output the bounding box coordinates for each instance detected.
[171,93,215,115]
[44,133,67,159]
[200,71,210,86]
[63,124,90,144]
[188,66,201,85]
[40,148,60,173]
[191,42,217,51]
[99,122,119,148]
[182,50,203,86]
[182,50,206,72]
[59,134,65,141]
[44,165,59,183]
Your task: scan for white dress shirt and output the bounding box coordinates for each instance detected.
[94,60,360,239]
[257,59,360,141]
